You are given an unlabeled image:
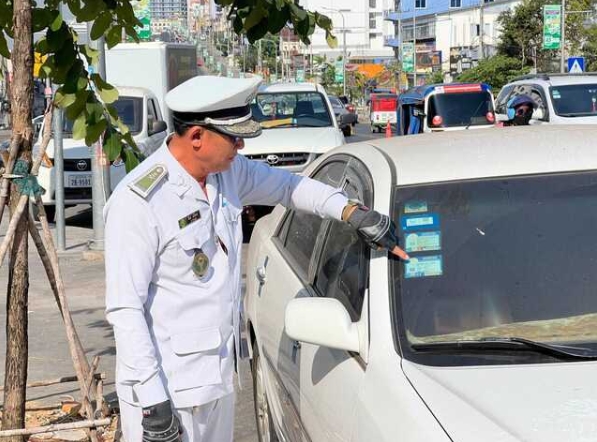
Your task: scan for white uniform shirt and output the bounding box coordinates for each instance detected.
[105,142,348,409]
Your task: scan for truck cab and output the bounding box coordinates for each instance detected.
[32,86,167,221]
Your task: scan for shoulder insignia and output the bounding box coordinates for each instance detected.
[128,164,168,199]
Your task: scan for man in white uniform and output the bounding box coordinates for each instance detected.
[105,75,408,442]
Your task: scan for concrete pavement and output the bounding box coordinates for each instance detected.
[0,206,258,442]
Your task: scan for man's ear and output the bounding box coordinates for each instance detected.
[187,126,204,149]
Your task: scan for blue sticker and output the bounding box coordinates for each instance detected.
[404,200,428,214]
[405,231,441,253]
[404,255,443,279]
[401,214,440,231]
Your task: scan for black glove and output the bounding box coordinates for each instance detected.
[141,400,181,442]
[344,203,399,251]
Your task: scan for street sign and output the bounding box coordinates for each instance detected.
[402,42,415,73]
[567,57,585,73]
[543,5,561,50]
[133,0,152,40]
[334,59,344,84]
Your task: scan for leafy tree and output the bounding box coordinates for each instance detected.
[457,55,531,90]
[497,0,596,71]
[428,70,445,84]
[583,24,597,71]
[0,1,335,440]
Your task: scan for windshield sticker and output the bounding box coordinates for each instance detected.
[401,214,440,231]
[552,90,561,99]
[404,200,428,214]
[405,231,441,253]
[404,255,443,279]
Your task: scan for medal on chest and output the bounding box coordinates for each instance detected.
[192,248,210,278]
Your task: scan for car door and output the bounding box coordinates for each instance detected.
[254,159,348,441]
[297,158,372,442]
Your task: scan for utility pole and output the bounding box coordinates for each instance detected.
[280,32,284,81]
[394,0,402,92]
[413,0,417,87]
[86,23,109,251]
[560,0,566,73]
[479,0,485,60]
[257,39,263,74]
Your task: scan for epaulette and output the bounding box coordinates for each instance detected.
[128,164,168,199]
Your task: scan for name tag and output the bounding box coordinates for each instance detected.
[178,210,202,229]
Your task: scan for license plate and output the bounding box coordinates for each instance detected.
[66,174,92,188]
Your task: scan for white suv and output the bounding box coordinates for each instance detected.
[496,73,597,124]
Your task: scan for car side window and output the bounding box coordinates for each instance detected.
[148,99,159,120]
[279,160,347,278]
[495,85,515,114]
[314,159,373,321]
[529,87,549,120]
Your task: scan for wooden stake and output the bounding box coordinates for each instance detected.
[0,418,111,438]
[0,373,104,392]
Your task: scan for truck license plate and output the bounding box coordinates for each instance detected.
[67,174,92,188]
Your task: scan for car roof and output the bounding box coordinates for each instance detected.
[347,125,597,186]
[258,82,324,94]
[510,74,597,87]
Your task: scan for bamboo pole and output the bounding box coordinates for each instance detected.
[0,418,111,438]
[0,373,104,391]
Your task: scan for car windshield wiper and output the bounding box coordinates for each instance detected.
[411,336,597,361]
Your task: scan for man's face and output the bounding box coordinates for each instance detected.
[188,126,244,173]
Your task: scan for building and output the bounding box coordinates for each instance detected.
[150,0,188,21]
[299,0,396,63]
[385,0,521,84]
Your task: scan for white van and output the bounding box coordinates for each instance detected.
[33,86,167,221]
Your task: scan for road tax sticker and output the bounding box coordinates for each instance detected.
[404,255,443,279]
[405,231,441,253]
[400,213,440,231]
[552,90,561,99]
[404,200,428,214]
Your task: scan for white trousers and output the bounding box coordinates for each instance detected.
[119,393,236,442]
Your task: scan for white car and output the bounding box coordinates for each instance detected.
[496,73,597,124]
[244,125,597,442]
[243,82,345,173]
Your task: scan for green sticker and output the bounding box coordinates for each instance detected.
[405,231,441,253]
[404,200,428,214]
[129,164,167,198]
[178,210,202,229]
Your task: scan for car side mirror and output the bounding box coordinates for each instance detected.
[285,298,360,353]
[532,108,545,120]
[149,120,167,135]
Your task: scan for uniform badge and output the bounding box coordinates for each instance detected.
[129,164,168,199]
[192,248,210,278]
[178,210,201,229]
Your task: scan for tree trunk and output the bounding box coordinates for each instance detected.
[1,1,33,442]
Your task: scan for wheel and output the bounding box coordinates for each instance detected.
[252,342,279,442]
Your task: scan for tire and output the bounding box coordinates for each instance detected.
[252,342,279,442]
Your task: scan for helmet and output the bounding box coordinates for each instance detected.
[506,94,537,120]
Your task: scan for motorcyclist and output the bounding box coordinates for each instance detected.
[503,94,537,126]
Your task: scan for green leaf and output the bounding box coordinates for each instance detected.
[54,89,77,108]
[50,11,63,32]
[245,7,267,30]
[36,37,50,55]
[0,31,9,59]
[105,25,122,49]
[124,25,140,43]
[233,14,244,34]
[103,129,122,162]
[105,103,119,124]
[72,114,87,140]
[116,119,130,135]
[66,0,81,15]
[79,44,99,66]
[54,45,77,71]
[77,0,104,22]
[91,73,119,104]
[246,19,269,43]
[91,11,112,40]
[289,3,307,22]
[32,8,53,32]
[326,31,338,49]
[47,25,70,51]
[123,147,140,173]
[267,6,288,35]
[86,101,105,123]
[122,131,137,150]
[65,90,90,121]
[315,12,332,30]
[85,118,108,146]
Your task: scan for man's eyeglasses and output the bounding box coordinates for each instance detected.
[515,106,532,116]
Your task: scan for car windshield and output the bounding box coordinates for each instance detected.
[391,171,597,366]
[61,97,143,135]
[427,91,494,128]
[550,84,597,117]
[251,92,333,129]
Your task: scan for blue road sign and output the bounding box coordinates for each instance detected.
[567,57,585,74]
